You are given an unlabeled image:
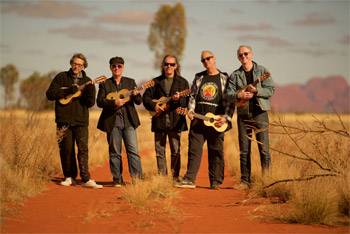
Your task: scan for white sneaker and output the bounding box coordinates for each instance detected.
[82,179,103,189]
[60,177,74,186]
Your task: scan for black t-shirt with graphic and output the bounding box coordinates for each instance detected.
[195,74,223,115]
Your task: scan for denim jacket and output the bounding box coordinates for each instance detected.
[228,61,274,115]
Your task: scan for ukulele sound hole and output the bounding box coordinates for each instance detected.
[120,95,124,99]
[209,118,215,123]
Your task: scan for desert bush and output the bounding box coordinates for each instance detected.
[267,114,349,224]
[280,180,339,225]
[121,175,178,208]
[337,173,350,216]
[0,110,108,220]
[0,111,60,218]
[226,113,350,225]
[120,174,181,231]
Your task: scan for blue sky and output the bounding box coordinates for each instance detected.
[0,0,349,93]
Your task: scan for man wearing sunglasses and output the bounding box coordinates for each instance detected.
[96,56,143,187]
[142,55,189,181]
[176,50,234,189]
[228,45,275,190]
[46,53,103,189]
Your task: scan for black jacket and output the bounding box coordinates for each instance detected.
[143,74,189,132]
[97,76,142,132]
[46,69,95,126]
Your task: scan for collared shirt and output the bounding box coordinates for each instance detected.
[114,82,125,129]
[72,72,83,85]
[112,78,133,129]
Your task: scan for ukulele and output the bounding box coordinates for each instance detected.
[106,80,155,102]
[150,88,191,117]
[236,72,270,108]
[176,107,228,133]
[59,75,107,105]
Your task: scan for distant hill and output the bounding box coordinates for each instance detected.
[271,75,350,113]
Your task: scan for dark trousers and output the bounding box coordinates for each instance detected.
[237,111,270,184]
[57,125,90,182]
[154,131,181,178]
[184,120,224,186]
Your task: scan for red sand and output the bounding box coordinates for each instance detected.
[2,153,349,234]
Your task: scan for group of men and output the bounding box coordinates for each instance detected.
[46,45,275,190]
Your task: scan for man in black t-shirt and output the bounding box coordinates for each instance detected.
[176,51,234,189]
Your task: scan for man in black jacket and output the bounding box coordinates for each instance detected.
[97,56,143,187]
[143,55,189,181]
[46,53,102,189]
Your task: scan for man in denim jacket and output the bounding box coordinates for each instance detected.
[228,45,274,190]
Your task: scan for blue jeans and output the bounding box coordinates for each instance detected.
[107,127,143,183]
[237,111,270,184]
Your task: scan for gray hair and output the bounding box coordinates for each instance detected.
[70,53,88,68]
[237,45,253,54]
[201,50,214,58]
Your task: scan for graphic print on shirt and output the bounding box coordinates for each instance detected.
[200,82,218,102]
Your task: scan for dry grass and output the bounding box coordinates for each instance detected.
[1,109,349,227]
[0,111,59,219]
[225,112,350,225]
[281,180,340,225]
[121,175,178,208]
[0,110,108,220]
[120,175,182,231]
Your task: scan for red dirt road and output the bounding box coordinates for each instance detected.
[2,155,349,234]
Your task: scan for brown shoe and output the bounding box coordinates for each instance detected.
[233,182,249,190]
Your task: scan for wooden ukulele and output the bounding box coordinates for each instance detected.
[106,80,155,102]
[176,107,228,133]
[150,88,191,117]
[59,75,107,105]
[236,72,270,108]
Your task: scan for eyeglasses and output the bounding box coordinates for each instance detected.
[111,64,123,69]
[72,63,84,68]
[238,52,250,58]
[164,63,176,67]
[201,56,213,63]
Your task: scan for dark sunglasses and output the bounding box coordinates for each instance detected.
[201,56,213,63]
[111,64,123,69]
[164,62,176,67]
[238,52,250,58]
